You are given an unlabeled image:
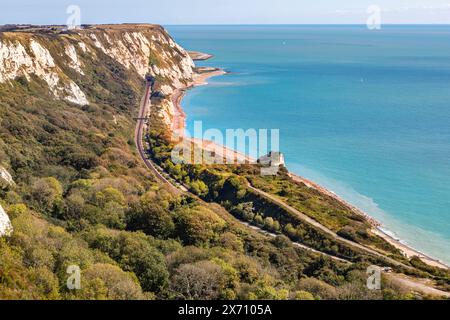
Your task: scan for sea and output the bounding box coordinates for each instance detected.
[166,25,450,265]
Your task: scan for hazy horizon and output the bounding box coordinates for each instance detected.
[4,23,450,26]
[1,0,450,25]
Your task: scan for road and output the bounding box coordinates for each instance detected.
[385,273,450,298]
[134,81,449,298]
[247,185,450,297]
[239,220,351,264]
[133,81,352,265]
[133,84,354,264]
[247,184,414,269]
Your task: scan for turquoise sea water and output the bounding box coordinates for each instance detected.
[166,25,450,265]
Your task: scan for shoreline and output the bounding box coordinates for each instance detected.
[289,173,449,270]
[171,53,449,271]
[171,66,255,164]
[373,228,449,270]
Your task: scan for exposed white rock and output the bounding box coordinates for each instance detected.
[0,40,34,82]
[0,38,89,105]
[149,44,194,89]
[158,99,176,128]
[30,39,55,67]
[0,166,14,237]
[0,204,13,237]
[0,27,196,107]
[28,40,61,96]
[78,42,88,53]
[89,31,152,78]
[0,39,59,93]
[160,85,174,95]
[85,31,195,85]
[65,44,84,75]
[64,81,89,105]
[0,166,14,187]
[89,33,107,53]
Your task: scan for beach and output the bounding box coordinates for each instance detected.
[171,65,255,164]
[171,67,226,135]
[170,52,449,271]
[372,228,449,270]
[290,173,449,270]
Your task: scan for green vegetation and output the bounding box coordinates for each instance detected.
[146,107,450,293]
[0,29,377,300]
[149,51,163,68]
[1,26,449,300]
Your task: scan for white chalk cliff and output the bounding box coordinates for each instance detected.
[0,167,14,236]
[0,38,89,105]
[0,26,195,110]
[0,166,14,187]
[85,28,194,87]
[0,204,12,237]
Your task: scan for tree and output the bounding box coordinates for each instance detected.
[101,232,170,293]
[189,180,209,197]
[102,201,126,229]
[234,257,260,285]
[254,215,264,227]
[296,278,338,300]
[126,202,175,239]
[170,261,223,300]
[30,177,63,213]
[0,240,60,300]
[222,176,247,199]
[293,290,315,300]
[273,220,281,232]
[176,206,226,245]
[62,150,99,171]
[337,281,382,300]
[211,258,239,298]
[219,232,244,252]
[234,202,255,221]
[95,187,125,207]
[264,217,275,231]
[6,203,27,219]
[63,192,85,220]
[284,223,296,238]
[248,279,289,300]
[66,263,145,300]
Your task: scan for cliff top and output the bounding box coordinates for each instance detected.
[0,23,163,34]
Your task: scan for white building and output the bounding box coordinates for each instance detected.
[258,152,285,176]
[258,151,285,167]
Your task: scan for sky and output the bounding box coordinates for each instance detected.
[1,0,450,25]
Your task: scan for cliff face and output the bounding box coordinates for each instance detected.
[0,36,89,105]
[0,165,14,187]
[0,23,196,239]
[0,166,14,236]
[84,25,194,87]
[0,204,12,237]
[0,25,196,235]
[0,25,194,108]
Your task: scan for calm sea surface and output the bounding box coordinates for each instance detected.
[166,25,450,264]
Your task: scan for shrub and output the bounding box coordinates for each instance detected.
[175,206,226,245]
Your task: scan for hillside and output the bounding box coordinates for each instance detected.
[0,24,448,300]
